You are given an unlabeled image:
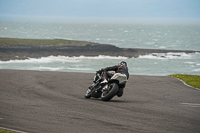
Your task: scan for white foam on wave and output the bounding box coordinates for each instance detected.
[0,56,81,64]
[0,55,128,64]
[74,55,128,59]
[159,46,166,49]
[67,67,93,71]
[139,52,195,59]
[192,68,200,72]
[32,66,64,71]
[185,62,196,64]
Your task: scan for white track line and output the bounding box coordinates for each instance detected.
[175,78,200,91]
[0,127,27,133]
[181,103,200,107]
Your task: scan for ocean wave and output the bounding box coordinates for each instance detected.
[184,62,196,64]
[138,52,197,59]
[32,67,64,71]
[67,67,93,71]
[0,55,128,63]
[192,68,200,72]
[73,55,128,59]
[0,56,81,63]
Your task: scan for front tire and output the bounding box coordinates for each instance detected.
[85,88,93,98]
[101,83,119,101]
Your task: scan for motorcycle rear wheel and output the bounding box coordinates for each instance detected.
[101,83,119,101]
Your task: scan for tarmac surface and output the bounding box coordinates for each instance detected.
[0,69,200,133]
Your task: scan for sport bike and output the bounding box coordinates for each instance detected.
[85,71,127,101]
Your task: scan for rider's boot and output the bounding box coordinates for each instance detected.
[117,88,123,97]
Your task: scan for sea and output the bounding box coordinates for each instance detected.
[0,20,200,76]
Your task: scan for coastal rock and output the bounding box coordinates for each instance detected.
[0,38,199,61]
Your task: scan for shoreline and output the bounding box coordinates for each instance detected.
[0,38,199,61]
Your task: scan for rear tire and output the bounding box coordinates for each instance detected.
[101,83,119,101]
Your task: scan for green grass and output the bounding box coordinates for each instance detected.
[0,129,16,133]
[169,74,200,89]
[0,38,94,46]
[0,38,67,45]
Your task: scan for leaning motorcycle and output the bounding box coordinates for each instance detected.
[85,71,127,101]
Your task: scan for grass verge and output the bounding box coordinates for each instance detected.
[0,129,16,133]
[169,74,200,89]
[0,37,93,46]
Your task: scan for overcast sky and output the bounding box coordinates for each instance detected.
[0,0,200,21]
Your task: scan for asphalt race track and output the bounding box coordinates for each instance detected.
[0,69,199,133]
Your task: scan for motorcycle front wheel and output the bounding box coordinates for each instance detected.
[101,83,119,101]
[85,88,93,98]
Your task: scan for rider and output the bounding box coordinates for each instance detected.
[97,61,129,97]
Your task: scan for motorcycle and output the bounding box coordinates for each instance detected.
[85,71,127,101]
